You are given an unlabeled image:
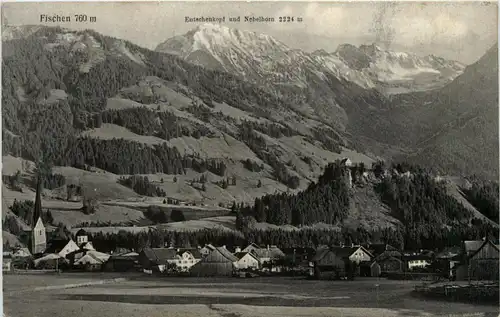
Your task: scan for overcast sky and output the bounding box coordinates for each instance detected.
[2,1,498,64]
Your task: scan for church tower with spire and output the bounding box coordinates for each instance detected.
[31,177,47,254]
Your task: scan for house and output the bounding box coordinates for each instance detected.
[190,246,238,277]
[340,158,352,167]
[44,239,80,259]
[312,245,373,279]
[169,248,202,272]
[200,244,216,257]
[138,247,177,272]
[403,254,431,271]
[468,239,499,281]
[463,240,485,257]
[333,245,372,263]
[282,247,316,266]
[75,229,89,247]
[11,247,32,258]
[104,254,140,272]
[33,253,69,269]
[365,244,402,259]
[373,256,404,276]
[74,251,110,271]
[311,247,348,279]
[234,251,260,270]
[435,247,462,278]
[242,243,260,253]
[249,245,285,263]
[3,254,12,272]
[370,262,381,277]
[81,241,95,251]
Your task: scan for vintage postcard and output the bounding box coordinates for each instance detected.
[1,1,499,317]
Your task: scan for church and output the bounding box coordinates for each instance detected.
[20,177,47,255]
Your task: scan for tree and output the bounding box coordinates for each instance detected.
[82,187,98,215]
[171,209,186,222]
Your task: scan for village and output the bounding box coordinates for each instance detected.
[3,196,499,300]
[2,162,499,310]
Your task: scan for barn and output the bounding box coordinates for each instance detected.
[311,247,347,279]
[374,255,404,276]
[468,239,499,281]
[190,247,237,277]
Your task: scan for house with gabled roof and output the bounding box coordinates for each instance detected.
[468,239,499,281]
[242,243,260,253]
[200,244,216,257]
[138,247,177,272]
[190,246,237,277]
[45,239,80,259]
[234,251,260,270]
[170,248,202,272]
[365,244,402,259]
[312,245,373,279]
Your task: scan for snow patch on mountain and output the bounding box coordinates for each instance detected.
[157,23,466,94]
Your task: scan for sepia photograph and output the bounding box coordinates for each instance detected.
[1,1,499,316]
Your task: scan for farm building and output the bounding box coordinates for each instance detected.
[190,247,238,277]
[104,254,140,272]
[44,238,80,259]
[247,245,286,272]
[435,247,462,278]
[138,247,177,272]
[200,244,216,257]
[311,247,347,279]
[365,244,402,259]
[235,251,260,270]
[3,254,12,272]
[328,245,372,264]
[139,247,203,273]
[282,247,316,267]
[242,243,260,253]
[403,254,431,271]
[249,245,286,263]
[373,256,404,276]
[74,251,110,271]
[312,245,373,279]
[468,239,499,281]
[463,240,485,257]
[11,247,32,258]
[370,262,381,277]
[33,253,68,269]
[80,241,96,251]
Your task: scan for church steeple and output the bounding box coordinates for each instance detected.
[31,176,46,254]
[33,176,42,228]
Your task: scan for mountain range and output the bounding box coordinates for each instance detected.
[157,23,497,180]
[1,24,498,241]
[156,23,466,95]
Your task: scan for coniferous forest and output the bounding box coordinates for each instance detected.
[2,26,498,255]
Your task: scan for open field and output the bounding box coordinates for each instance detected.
[3,273,499,317]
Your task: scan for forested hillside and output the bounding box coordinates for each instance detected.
[2,26,498,252]
[2,26,353,195]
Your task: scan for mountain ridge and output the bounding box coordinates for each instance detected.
[156,23,466,95]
